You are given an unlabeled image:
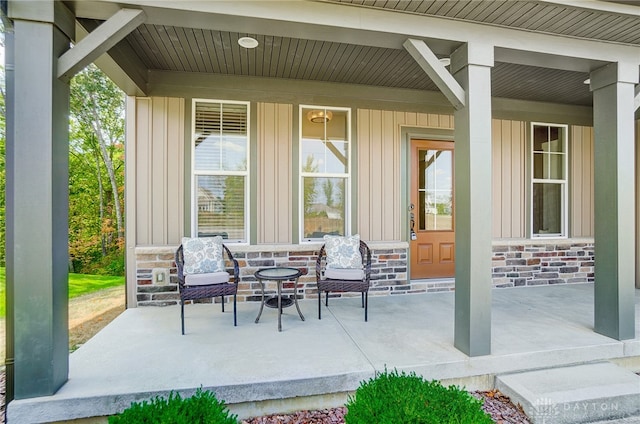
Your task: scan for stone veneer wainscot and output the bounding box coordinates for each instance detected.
[491,238,594,287]
[134,239,594,307]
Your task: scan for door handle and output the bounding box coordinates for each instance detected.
[409,204,417,240]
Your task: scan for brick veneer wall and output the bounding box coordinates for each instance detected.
[134,240,595,306]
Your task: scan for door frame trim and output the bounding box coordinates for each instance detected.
[401,126,454,279]
[410,139,455,279]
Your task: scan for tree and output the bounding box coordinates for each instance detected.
[0,69,5,267]
[336,178,345,217]
[322,179,334,207]
[0,32,124,272]
[69,64,125,273]
[302,155,318,214]
[0,28,6,266]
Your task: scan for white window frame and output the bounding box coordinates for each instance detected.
[299,105,352,243]
[530,122,568,239]
[191,98,250,243]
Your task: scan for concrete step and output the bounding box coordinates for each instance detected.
[495,362,640,424]
[589,418,640,424]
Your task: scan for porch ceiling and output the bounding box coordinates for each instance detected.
[68,0,640,106]
[334,0,640,45]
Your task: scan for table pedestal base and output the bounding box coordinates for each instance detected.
[254,268,305,331]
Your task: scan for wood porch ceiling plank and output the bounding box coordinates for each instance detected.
[181,27,208,74]
[152,25,183,72]
[280,38,299,80]
[192,29,214,74]
[124,25,160,70]
[165,26,192,72]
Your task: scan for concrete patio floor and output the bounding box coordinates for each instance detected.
[7,283,640,423]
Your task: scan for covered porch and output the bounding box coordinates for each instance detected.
[7,283,640,423]
[4,0,640,414]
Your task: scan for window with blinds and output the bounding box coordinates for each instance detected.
[193,100,249,242]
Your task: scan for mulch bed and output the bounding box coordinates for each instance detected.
[474,390,531,424]
[241,390,530,423]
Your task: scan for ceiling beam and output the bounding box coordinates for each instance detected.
[58,8,146,82]
[403,39,465,110]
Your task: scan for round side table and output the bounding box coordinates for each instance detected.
[254,267,305,331]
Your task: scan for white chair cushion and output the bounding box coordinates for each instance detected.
[184,272,230,286]
[182,236,225,274]
[324,267,365,281]
[323,234,361,269]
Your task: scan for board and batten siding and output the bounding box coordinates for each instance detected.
[355,114,594,241]
[257,103,293,244]
[130,97,185,246]
[570,125,594,238]
[356,109,453,242]
[127,99,597,246]
[492,119,526,238]
[491,121,595,239]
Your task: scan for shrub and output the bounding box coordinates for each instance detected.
[344,368,492,424]
[102,252,125,276]
[81,250,125,276]
[109,388,238,424]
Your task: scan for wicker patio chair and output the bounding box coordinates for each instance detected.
[316,239,372,321]
[175,242,239,334]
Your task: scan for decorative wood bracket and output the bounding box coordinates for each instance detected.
[58,8,146,82]
[403,38,465,110]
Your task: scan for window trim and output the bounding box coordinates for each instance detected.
[530,122,568,239]
[191,98,250,243]
[298,104,352,243]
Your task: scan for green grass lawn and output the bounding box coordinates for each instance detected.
[0,268,124,318]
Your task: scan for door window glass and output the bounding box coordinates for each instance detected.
[419,149,453,231]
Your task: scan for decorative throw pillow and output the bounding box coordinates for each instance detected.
[181,236,225,274]
[324,234,362,269]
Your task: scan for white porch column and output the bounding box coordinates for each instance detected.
[591,63,638,340]
[5,0,73,400]
[451,43,494,356]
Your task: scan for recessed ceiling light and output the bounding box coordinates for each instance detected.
[439,58,451,67]
[583,78,591,84]
[238,36,259,49]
